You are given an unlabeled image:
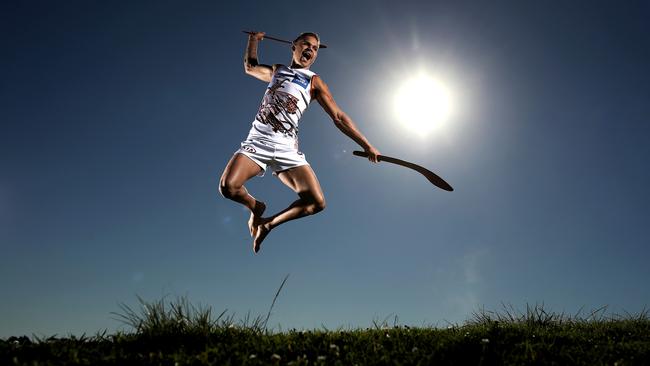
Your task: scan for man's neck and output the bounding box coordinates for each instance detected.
[290,62,310,70]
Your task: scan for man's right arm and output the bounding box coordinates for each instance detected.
[244,32,274,82]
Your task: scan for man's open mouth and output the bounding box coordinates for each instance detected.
[301,51,313,61]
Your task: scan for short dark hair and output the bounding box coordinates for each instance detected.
[293,32,320,45]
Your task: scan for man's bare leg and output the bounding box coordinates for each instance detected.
[219,154,266,236]
[253,165,326,253]
[247,202,266,237]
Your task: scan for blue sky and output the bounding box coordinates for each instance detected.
[1,0,649,337]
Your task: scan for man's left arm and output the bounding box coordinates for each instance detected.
[312,75,380,162]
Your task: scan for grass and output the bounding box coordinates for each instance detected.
[2,288,649,365]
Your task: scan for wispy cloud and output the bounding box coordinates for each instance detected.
[435,247,489,323]
[462,248,487,285]
[132,272,145,283]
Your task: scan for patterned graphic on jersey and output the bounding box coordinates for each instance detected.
[291,73,309,89]
[255,79,300,137]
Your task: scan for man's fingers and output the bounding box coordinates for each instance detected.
[359,146,380,163]
[353,149,380,163]
[370,147,381,163]
[248,31,265,40]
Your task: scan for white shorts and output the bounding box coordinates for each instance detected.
[235,137,309,177]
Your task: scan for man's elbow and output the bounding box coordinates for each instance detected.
[243,58,258,74]
[331,116,344,128]
[331,112,348,128]
[243,62,254,74]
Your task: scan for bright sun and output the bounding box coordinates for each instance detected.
[393,73,452,135]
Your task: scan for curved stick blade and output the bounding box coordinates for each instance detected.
[353,151,453,191]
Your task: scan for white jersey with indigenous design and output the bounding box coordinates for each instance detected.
[249,65,316,144]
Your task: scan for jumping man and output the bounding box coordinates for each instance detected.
[219,31,380,253]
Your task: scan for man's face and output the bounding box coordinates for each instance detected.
[291,35,319,68]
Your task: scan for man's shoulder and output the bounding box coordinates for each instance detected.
[311,73,326,87]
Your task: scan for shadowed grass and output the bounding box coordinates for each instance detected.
[109,274,290,337]
[109,294,235,336]
[2,296,649,365]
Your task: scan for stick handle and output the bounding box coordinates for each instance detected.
[242,31,292,45]
[353,150,383,162]
[241,30,328,49]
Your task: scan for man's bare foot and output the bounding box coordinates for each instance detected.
[253,220,272,254]
[248,201,266,237]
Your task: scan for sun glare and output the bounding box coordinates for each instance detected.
[393,72,452,135]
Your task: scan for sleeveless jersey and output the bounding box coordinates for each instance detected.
[249,65,316,143]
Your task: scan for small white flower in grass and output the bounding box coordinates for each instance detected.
[271,354,281,361]
[481,338,489,344]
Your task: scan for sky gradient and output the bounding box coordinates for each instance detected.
[1,0,649,338]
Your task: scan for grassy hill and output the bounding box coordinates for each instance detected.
[2,296,649,365]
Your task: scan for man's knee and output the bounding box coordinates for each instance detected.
[310,195,326,214]
[219,179,241,199]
